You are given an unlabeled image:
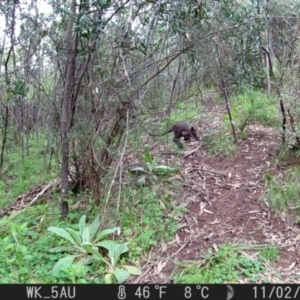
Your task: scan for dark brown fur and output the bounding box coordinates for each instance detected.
[147,121,199,148]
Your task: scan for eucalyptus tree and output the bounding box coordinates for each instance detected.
[263,0,300,146]
[0,0,27,170]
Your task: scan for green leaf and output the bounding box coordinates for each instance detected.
[154,165,179,173]
[78,215,86,236]
[96,240,128,253]
[65,228,82,245]
[82,244,109,265]
[80,242,93,252]
[4,244,14,251]
[114,268,130,283]
[4,91,11,100]
[19,245,27,253]
[137,176,146,186]
[142,148,153,163]
[20,222,28,230]
[145,162,154,173]
[129,167,145,173]
[48,246,75,253]
[75,257,89,270]
[51,255,79,274]
[23,254,34,261]
[88,215,100,241]
[10,80,26,96]
[123,265,142,275]
[83,256,99,265]
[80,244,95,257]
[98,0,112,9]
[47,227,78,248]
[81,243,97,257]
[97,241,128,267]
[82,227,90,243]
[94,227,120,243]
[104,273,113,283]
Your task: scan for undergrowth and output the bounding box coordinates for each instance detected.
[0,136,57,209]
[202,87,279,156]
[230,87,279,133]
[262,166,300,219]
[0,129,184,283]
[172,243,279,283]
[202,131,237,156]
[0,170,183,283]
[121,186,183,259]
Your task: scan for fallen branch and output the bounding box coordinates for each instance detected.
[182,143,202,159]
[7,179,59,219]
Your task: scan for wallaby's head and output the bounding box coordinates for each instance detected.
[190,127,199,141]
[181,127,199,141]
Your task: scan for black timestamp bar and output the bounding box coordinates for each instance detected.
[0,284,300,300]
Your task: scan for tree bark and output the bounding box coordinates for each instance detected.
[215,39,237,144]
[60,0,76,219]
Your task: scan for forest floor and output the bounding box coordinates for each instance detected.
[131,93,300,284]
[2,93,300,284]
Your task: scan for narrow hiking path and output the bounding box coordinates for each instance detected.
[132,94,300,284]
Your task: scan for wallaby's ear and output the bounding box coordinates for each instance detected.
[191,127,195,132]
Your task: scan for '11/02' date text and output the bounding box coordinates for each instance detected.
[253,286,300,299]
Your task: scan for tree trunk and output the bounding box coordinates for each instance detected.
[60,0,76,219]
[215,39,237,144]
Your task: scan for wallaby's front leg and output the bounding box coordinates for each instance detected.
[173,137,183,149]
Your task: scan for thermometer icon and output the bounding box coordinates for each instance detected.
[118,285,126,299]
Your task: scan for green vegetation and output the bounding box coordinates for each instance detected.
[201,87,280,156]
[0,186,182,283]
[0,141,183,283]
[48,215,141,284]
[262,166,300,217]
[120,186,183,258]
[0,136,57,209]
[129,148,179,186]
[172,243,279,283]
[0,212,65,283]
[171,101,203,125]
[259,246,280,262]
[230,87,279,133]
[202,131,237,156]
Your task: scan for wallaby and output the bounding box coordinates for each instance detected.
[147,121,199,148]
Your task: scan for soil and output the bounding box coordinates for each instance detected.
[130,93,300,284]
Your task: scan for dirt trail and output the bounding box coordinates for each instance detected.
[133,94,300,284]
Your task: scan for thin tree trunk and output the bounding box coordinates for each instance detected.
[60,0,76,219]
[1,2,16,172]
[215,41,237,144]
[279,98,286,145]
[0,106,9,171]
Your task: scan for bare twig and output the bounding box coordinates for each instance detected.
[104,111,129,214]
[181,143,202,159]
[8,179,59,219]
